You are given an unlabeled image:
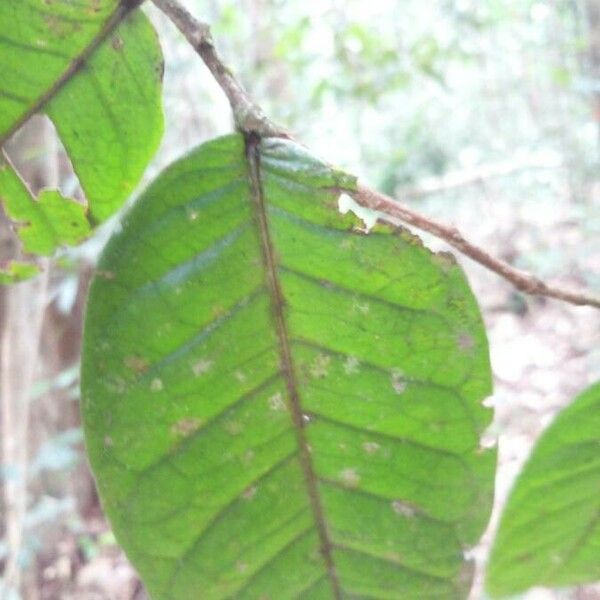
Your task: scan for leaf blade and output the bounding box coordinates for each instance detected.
[82,134,494,599]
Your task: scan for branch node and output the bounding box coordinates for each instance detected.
[152,0,286,138]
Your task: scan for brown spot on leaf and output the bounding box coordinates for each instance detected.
[241,486,257,500]
[123,355,149,373]
[87,0,102,14]
[433,251,457,273]
[44,15,80,38]
[457,331,476,353]
[96,270,115,280]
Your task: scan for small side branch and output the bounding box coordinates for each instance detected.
[152,0,600,311]
[352,184,600,309]
[151,0,286,137]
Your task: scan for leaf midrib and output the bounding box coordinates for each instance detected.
[0,0,140,146]
[245,134,342,599]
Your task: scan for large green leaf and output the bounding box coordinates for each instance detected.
[81,134,495,599]
[0,0,163,225]
[486,381,600,597]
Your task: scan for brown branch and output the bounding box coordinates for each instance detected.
[351,184,600,309]
[151,0,286,137]
[151,0,600,311]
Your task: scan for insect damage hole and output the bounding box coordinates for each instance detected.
[338,193,380,233]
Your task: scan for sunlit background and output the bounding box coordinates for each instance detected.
[1,0,600,598]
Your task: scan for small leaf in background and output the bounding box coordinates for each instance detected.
[0,155,90,255]
[0,1,164,233]
[486,381,600,597]
[82,134,495,599]
[0,260,40,285]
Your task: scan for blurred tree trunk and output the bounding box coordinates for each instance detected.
[1,264,48,599]
[1,117,52,599]
[1,116,97,599]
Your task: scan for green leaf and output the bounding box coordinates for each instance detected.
[486,381,600,598]
[0,1,164,224]
[81,134,495,599]
[0,155,90,255]
[0,260,40,285]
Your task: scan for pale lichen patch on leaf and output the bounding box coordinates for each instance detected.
[343,356,359,374]
[268,391,286,411]
[191,358,213,376]
[352,300,370,314]
[391,500,416,518]
[340,468,360,488]
[242,449,255,465]
[150,378,163,392]
[391,368,407,394]
[224,421,243,435]
[362,441,380,454]
[310,353,330,378]
[105,376,126,394]
[171,417,203,438]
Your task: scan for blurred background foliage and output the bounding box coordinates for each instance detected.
[1,0,599,598]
